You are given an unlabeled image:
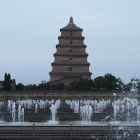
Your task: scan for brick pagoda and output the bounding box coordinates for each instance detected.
[49,17,92,87]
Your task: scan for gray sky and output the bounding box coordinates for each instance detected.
[0,0,140,84]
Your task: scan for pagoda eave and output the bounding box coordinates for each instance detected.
[56,44,87,48]
[53,53,88,57]
[60,28,83,32]
[51,63,90,66]
[49,72,92,76]
[58,36,85,40]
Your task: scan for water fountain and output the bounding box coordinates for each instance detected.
[112,97,140,122]
[17,104,24,122]
[1,97,140,127]
[47,100,61,125]
[18,104,21,121]
[137,105,140,121]
[35,102,38,113]
[130,79,138,93]
[21,107,24,122]
[11,101,16,122]
[80,104,93,122]
[2,96,140,140]
[50,103,57,122]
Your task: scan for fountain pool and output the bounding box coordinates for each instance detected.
[0,96,139,125]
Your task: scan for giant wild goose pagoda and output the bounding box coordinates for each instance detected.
[49,17,92,87]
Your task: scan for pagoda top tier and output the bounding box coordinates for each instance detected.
[60,17,83,32]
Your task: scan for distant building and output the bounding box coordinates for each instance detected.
[49,17,92,87]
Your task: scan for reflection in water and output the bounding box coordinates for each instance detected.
[0,97,139,123]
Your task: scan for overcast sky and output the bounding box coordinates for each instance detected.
[0,0,140,84]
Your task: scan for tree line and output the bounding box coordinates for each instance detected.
[0,73,140,92]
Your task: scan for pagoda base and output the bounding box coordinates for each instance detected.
[49,72,91,88]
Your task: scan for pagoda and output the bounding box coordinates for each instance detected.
[49,17,92,87]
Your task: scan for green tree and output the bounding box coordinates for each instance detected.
[70,80,94,90]
[3,73,12,91]
[16,83,24,91]
[24,84,38,90]
[93,74,123,91]
[94,76,106,90]
[104,74,121,91]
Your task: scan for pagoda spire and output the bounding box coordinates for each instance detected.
[60,17,82,31]
[69,17,74,24]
